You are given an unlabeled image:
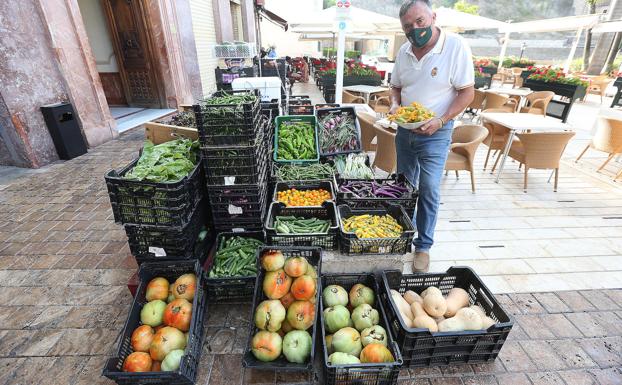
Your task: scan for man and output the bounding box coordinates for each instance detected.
[390,0,474,272]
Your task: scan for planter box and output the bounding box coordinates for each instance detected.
[479,66,497,76]
[523,78,587,122]
[474,76,492,89]
[611,77,622,107]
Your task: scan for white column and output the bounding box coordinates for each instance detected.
[564,28,583,73]
[335,27,347,103]
[498,31,511,70]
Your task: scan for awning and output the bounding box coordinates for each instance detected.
[498,14,602,33]
[592,20,622,33]
[258,7,288,31]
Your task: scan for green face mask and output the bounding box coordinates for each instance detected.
[407,26,433,48]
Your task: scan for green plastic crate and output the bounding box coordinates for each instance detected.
[273,115,320,164]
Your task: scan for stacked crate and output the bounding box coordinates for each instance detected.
[194,90,270,231]
[105,154,210,265]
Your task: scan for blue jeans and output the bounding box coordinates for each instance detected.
[395,121,454,252]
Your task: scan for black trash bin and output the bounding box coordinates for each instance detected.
[40,102,87,160]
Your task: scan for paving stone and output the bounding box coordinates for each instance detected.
[493,294,521,316]
[578,337,622,368]
[0,329,36,356]
[243,368,276,384]
[588,367,622,385]
[13,329,65,356]
[497,341,537,372]
[0,357,27,385]
[74,356,113,385]
[516,315,555,339]
[509,293,546,314]
[494,372,531,385]
[399,379,431,385]
[589,311,622,335]
[29,255,63,269]
[275,370,313,384]
[27,306,72,329]
[546,339,598,369]
[429,378,464,385]
[205,327,236,354]
[566,312,610,338]
[579,290,620,311]
[519,340,567,371]
[602,289,622,308]
[533,293,570,313]
[557,370,598,385]
[469,360,506,374]
[527,371,566,385]
[410,366,443,377]
[538,313,583,338]
[194,353,215,385]
[506,324,529,340]
[7,356,57,385]
[461,375,498,385]
[0,306,44,329]
[208,354,244,385]
[558,292,597,312]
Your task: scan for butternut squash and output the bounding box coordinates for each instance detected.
[420,286,441,299]
[422,287,447,318]
[468,305,486,319]
[438,307,483,332]
[481,316,496,329]
[390,289,413,327]
[444,288,470,317]
[410,302,438,332]
[403,290,423,305]
[433,315,445,324]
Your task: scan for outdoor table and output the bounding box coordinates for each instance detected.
[480,112,573,183]
[375,118,398,132]
[342,102,376,115]
[343,85,389,104]
[486,87,533,109]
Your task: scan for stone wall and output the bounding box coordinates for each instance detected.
[0,0,118,168]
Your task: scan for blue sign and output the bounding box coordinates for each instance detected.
[339,21,347,30]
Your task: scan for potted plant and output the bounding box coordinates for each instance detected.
[525,66,588,100]
[474,69,492,89]
[473,57,497,76]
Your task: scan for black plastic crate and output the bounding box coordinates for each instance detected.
[320,273,403,385]
[338,204,415,255]
[193,90,262,146]
[273,180,335,207]
[102,260,207,385]
[242,246,322,373]
[290,95,311,100]
[105,157,204,227]
[125,202,211,264]
[265,201,339,250]
[335,174,417,218]
[380,268,514,368]
[315,103,340,111]
[261,99,280,121]
[271,160,336,183]
[207,182,268,231]
[202,137,270,186]
[316,107,363,157]
[202,231,266,303]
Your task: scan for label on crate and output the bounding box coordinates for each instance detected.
[228,204,244,215]
[232,228,244,232]
[378,246,390,254]
[224,176,236,185]
[149,247,167,256]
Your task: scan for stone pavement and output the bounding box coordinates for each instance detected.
[0,85,620,383]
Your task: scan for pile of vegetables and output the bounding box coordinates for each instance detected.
[208,236,265,278]
[276,121,317,161]
[318,111,359,154]
[334,154,374,179]
[322,284,395,365]
[275,216,330,234]
[160,111,196,128]
[338,180,410,199]
[198,92,258,136]
[390,287,497,333]
[250,250,318,364]
[124,139,199,183]
[342,214,403,239]
[122,273,197,373]
[277,188,331,207]
[388,102,434,124]
[275,163,334,181]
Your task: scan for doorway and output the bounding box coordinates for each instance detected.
[78,0,165,109]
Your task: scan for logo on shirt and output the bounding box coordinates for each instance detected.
[431,67,438,77]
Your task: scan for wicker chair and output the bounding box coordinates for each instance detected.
[508,132,576,192]
[482,92,515,112]
[444,125,489,192]
[481,108,513,171]
[575,116,622,176]
[520,91,554,116]
[369,90,391,114]
[342,91,365,104]
[585,76,613,103]
[356,112,378,152]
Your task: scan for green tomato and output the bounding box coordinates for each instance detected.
[161,349,184,371]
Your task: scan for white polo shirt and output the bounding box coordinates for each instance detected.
[390,29,474,118]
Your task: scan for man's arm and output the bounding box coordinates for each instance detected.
[416,86,474,136]
[390,86,402,115]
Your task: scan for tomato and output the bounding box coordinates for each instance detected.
[122,352,152,372]
[146,277,169,301]
[131,325,155,352]
[150,327,186,361]
[173,274,196,301]
[163,298,193,332]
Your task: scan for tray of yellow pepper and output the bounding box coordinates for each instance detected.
[337,204,416,255]
[387,102,435,130]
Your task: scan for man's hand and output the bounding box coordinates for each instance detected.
[389,104,400,115]
[412,118,443,136]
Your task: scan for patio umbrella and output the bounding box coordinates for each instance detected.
[374,7,508,33]
[289,6,400,34]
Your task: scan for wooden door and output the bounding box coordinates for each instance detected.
[101,0,163,108]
